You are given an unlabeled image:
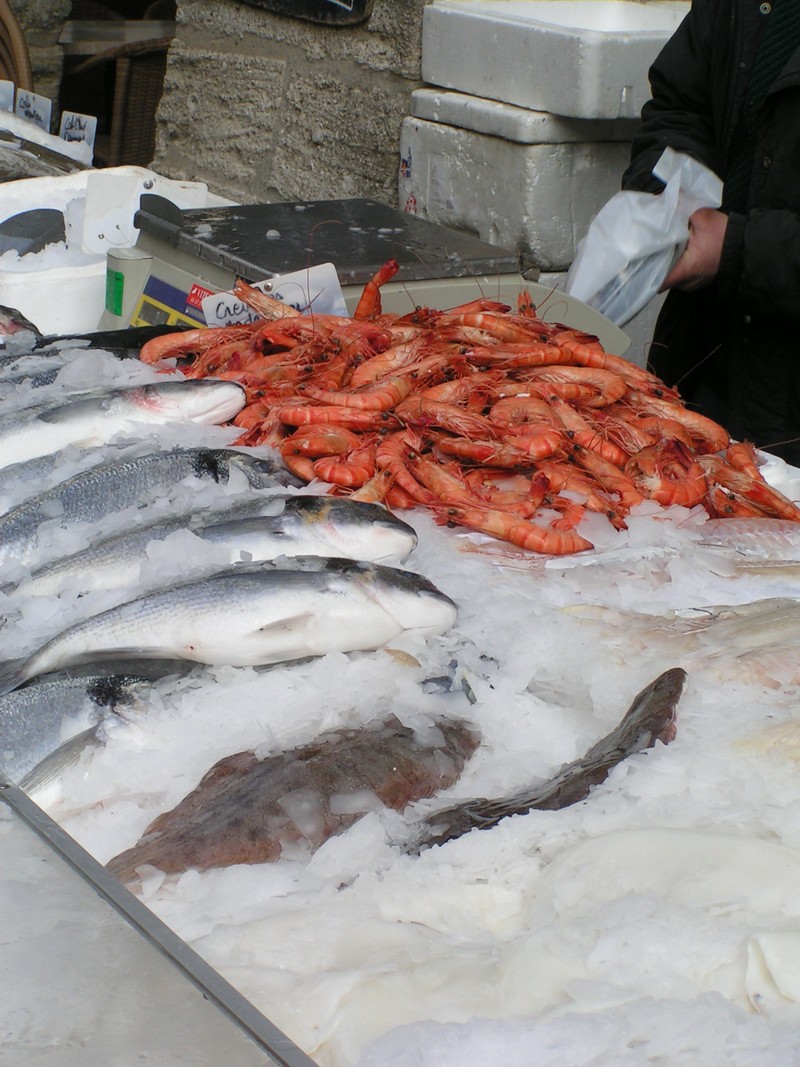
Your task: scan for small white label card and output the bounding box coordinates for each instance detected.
[14,89,52,132]
[59,111,97,150]
[201,263,348,327]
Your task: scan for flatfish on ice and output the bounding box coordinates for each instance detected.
[106,715,480,883]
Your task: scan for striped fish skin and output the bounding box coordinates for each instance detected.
[13,495,418,599]
[0,447,300,568]
[0,558,459,696]
[0,660,191,784]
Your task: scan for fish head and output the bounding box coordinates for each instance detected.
[135,380,246,425]
[291,496,419,563]
[355,561,458,636]
[0,305,41,339]
[227,449,305,489]
[633,666,686,746]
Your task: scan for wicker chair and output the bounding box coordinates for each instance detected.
[0,0,33,90]
[68,33,172,166]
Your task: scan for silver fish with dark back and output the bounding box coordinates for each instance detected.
[0,447,300,567]
[11,495,418,599]
[0,557,459,696]
[0,379,247,471]
[0,659,194,785]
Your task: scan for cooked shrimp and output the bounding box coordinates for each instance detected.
[569,442,644,510]
[139,325,258,365]
[353,259,400,320]
[527,365,628,408]
[375,430,439,505]
[274,403,400,430]
[724,440,763,479]
[488,395,558,430]
[628,393,730,454]
[280,424,361,459]
[626,440,709,508]
[699,455,800,521]
[298,374,412,411]
[233,279,303,320]
[435,501,593,555]
[313,439,378,488]
[395,397,497,439]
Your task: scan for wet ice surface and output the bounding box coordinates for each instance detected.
[5,348,800,1066]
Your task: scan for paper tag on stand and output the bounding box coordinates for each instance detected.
[201,263,348,326]
[59,111,97,151]
[0,81,14,112]
[14,90,52,131]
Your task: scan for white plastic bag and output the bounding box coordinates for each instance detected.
[565,147,723,327]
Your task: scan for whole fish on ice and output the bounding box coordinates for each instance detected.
[0,379,246,471]
[413,667,686,850]
[106,714,480,883]
[0,446,299,567]
[569,597,800,684]
[0,557,458,695]
[10,495,418,599]
[0,306,194,356]
[0,659,193,787]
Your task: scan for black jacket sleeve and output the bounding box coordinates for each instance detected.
[622,0,721,193]
[719,208,800,321]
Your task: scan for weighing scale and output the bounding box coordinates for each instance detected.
[101,197,630,354]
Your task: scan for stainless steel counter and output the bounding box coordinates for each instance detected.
[0,780,316,1067]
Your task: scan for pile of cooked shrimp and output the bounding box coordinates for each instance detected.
[139,260,800,556]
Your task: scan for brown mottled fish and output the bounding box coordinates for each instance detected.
[414,667,686,850]
[106,715,480,883]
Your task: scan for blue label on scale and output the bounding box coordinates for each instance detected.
[131,274,208,328]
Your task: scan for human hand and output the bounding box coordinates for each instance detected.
[659,207,728,292]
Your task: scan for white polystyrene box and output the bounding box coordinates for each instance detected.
[399,104,632,271]
[422,0,691,120]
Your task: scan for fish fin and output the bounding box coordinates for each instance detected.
[37,396,109,422]
[0,657,30,696]
[257,613,315,636]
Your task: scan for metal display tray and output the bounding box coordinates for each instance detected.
[0,779,317,1067]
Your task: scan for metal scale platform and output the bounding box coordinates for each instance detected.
[101,197,630,354]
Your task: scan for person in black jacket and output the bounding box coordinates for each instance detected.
[622,0,800,466]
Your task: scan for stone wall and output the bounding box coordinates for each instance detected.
[152,0,427,207]
[9,0,70,120]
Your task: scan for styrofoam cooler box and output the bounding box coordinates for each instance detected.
[400,89,636,271]
[422,0,690,120]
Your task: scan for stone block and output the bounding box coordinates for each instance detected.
[422,0,689,120]
[399,109,630,272]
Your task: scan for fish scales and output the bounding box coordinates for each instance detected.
[12,496,418,598]
[0,379,246,471]
[413,667,686,849]
[0,447,298,566]
[106,715,481,882]
[0,659,191,784]
[0,558,458,695]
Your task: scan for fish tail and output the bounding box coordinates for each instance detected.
[0,657,30,696]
